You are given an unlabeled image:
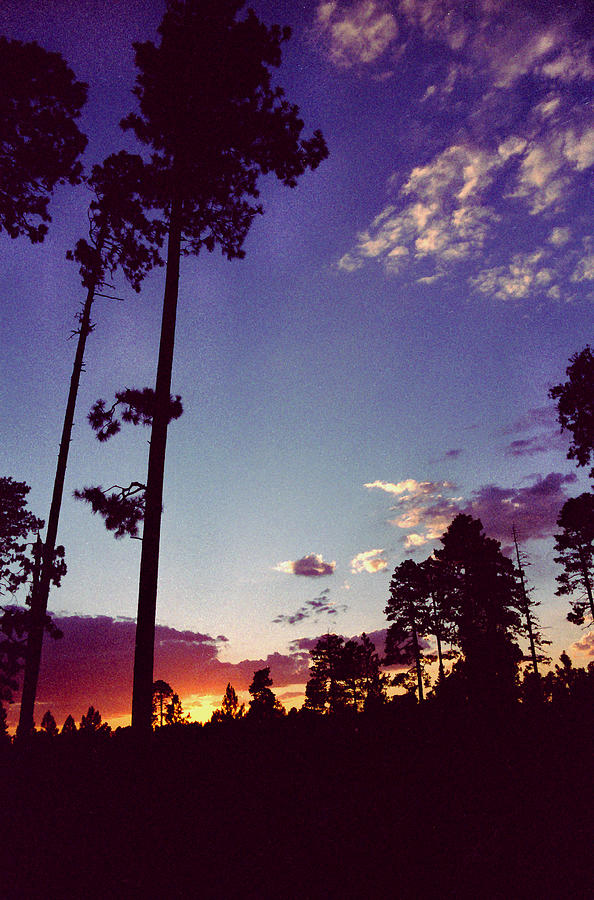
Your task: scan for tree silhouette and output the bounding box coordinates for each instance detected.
[0,703,8,745]
[553,493,594,626]
[18,154,164,736]
[435,514,523,703]
[549,345,594,478]
[164,693,189,726]
[385,559,432,702]
[40,709,58,737]
[0,478,63,719]
[305,634,387,713]
[60,714,76,735]
[304,634,348,714]
[120,0,328,732]
[79,705,110,734]
[541,651,594,704]
[211,682,245,723]
[247,667,285,721]
[0,37,87,242]
[511,526,549,678]
[152,679,174,728]
[342,633,389,712]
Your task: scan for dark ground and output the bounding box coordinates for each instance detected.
[2,703,592,899]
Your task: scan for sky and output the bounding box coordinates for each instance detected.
[1,0,593,730]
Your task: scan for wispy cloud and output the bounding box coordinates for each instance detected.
[364,478,451,498]
[503,404,568,458]
[330,0,594,297]
[314,1,398,69]
[350,548,388,573]
[274,553,336,577]
[273,588,348,625]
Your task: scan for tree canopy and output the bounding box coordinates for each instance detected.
[434,514,523,702]
[0,37,87,242]
[554,492,594,626]
[549,345,594,478]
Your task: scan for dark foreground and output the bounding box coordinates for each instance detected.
[3,704,592,899]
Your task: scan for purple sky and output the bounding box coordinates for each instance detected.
[1,0,593,727]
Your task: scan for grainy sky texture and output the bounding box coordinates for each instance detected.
[1,0,593,728]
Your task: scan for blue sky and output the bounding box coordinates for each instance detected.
[1,0,593,726]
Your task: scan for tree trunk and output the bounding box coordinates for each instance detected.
[17,236,104,738]
[410,618,424,703]
[131,195,182,734]
[431,592,445,682]
[513,528,539,677]
[579,549,594,621]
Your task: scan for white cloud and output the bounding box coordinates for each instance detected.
[571,238,594,283]
[549,226,571,246]
[314,0,398,68]
[364,478,451,498]
[350,548,388,573]
[539,43,594,83]
[563,127,594,172]
[471,250,559,301]
[331,0,594,296]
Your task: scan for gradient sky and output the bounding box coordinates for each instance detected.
[1,0,593,729]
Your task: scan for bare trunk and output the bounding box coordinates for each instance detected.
[18,236,104,738]
[513,528,539,678]
[579,552,594,621]
[431,591,445,682]
[131,196,182,733]
[410,617,424,703]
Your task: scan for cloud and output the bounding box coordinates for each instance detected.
[503,405,568,457]
[549,226,571,246]
[273,588,348,625]
[350,548,388,573]
[5,615,313,731]
[333,0,594,293]
[571,632,594,657]
[364,478,451,498]
[571,236,594,283]
[370,471,578,550]
[471,250,558,301]
[274,553,336,577]
[314,1,398,69]
[461,473,577,545]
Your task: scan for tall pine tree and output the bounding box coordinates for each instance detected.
[119,0,327,732]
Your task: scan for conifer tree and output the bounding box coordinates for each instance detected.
[211,683,245,723]
[40,709,58,737]
[18,155,164,737]
[60,714,76,735]
[385,559,433,702]
[152,679,174,728]
[554,492,594,626]
[435,514,523,702]
[247,667,285,720]
[0,37,87,242]
[549,346,594,478]
[164,693,189,726]
[119,0,328,732]
[0,478,63,721]
[304,634,387,713]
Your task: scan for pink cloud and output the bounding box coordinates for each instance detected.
[572,632,594,657]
